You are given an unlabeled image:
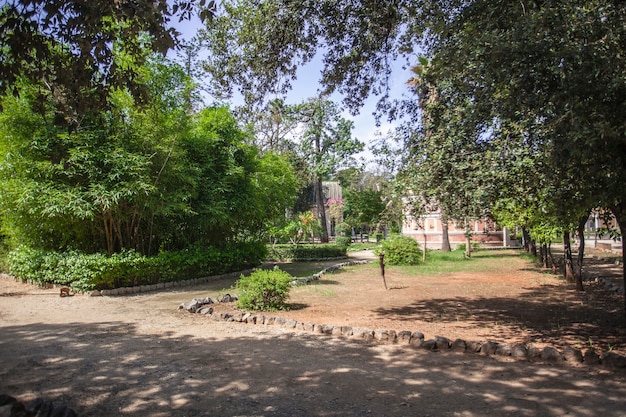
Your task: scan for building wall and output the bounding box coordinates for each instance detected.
[402,211,519,250]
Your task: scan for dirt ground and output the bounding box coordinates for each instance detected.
[1,249,625,416]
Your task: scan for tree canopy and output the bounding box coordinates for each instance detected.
[0,0,214,120]
[0,56,298,255]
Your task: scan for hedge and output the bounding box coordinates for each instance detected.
[7,242,267,291]
[265,243,347,261]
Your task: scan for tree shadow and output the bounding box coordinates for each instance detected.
[372,283,626,350]
[1,321,625,416]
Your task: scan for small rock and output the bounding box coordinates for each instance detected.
[480,341,498,355]
[527,345,542,361]
[397,331,412,345]
[466,341,483,353]
[541,346,563,363]
[562,347,584,364]
[341,326,353,337]
[435,336,450,350]
[511,344,528,359]
[197,307,213,315]
[421,339,438,351]
[284,319,298,329]
[450,339,467,352]
[321,324,334,335]
[583,348,600,365]
[362,330,374,343]
[495,343,512,357]
[374,329,390,343]
[409,332,425,347]
[601,352,626,369]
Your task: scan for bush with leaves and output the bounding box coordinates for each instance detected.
[334,235,352,248]
[266,244,347,261]
[235,267,293,311]
[375,235,422,265]
[7,242,267,291]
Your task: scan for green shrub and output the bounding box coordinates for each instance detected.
[334,236,352,248]
[375,235,422,265]
[7,242,267,291]
[266,244,347,261]
[235,267,293,311]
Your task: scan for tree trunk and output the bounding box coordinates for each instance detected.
[574,215,587,291]
[315,175,329,243]
[548,242,556,274]
[563,231,576,284]
[441,212,451,252]
[464,227,472,258]
[522,227,531,252]
[609,205,625,321]
[541,243,549,269]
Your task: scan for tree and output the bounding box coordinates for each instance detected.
[200,0,413,113]
[343,189,385,236]
[201,0,626,315]
[0,0,213,120]
[0,56,295,255]
[298,96,363,243]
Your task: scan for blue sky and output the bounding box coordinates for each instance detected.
[174,15,414,164]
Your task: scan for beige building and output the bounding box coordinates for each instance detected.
[402,206,520,250]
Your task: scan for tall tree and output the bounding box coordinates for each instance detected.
[298,97,363,242]
[202,0,626,314]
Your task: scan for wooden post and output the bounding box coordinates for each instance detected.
[379,253,388,290]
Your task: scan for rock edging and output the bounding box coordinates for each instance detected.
[89,269,255,297]
[178,299,626,370]
[290,259,370,285]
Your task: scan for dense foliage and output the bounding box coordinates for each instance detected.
[8,242,266,291]
[266,244,347,261]
[235,267,293,311]
[0,59,297,255]
[376,235,422,266]
[0,0,210,118]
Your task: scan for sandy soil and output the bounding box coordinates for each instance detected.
[1,250,625,416]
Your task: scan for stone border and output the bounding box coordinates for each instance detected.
[176,258,626,371]
[179,301,626,371]
[290,259,370,285]
[89,269,255,297]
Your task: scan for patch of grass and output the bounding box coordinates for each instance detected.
[347,242,378,251]
[299,282,337,297]
[393,249,527,276]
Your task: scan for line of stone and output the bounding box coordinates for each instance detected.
[181,303,626,371]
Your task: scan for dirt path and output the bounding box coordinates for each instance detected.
[1,269,626,417]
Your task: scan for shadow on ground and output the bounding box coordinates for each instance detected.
[372,281,626,351]
[1,321,625,416]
